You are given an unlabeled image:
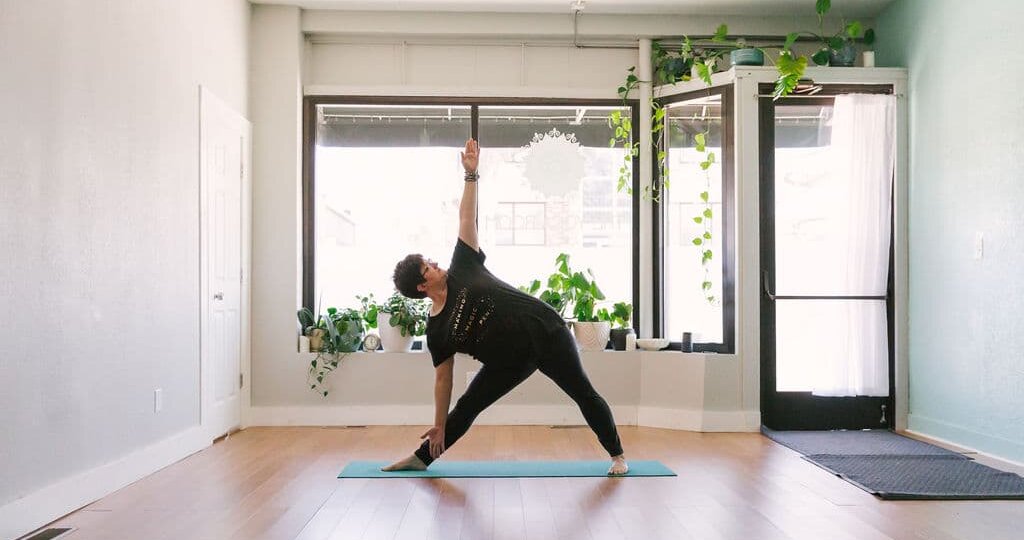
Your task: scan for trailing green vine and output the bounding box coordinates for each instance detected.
[692,132,717,305]
[607,107,638,196]
[608,4,876,306]
[610,72,669,202]
[308,352,348,398]
[298,305,362,397]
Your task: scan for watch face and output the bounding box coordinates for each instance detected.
[362,334,380,352]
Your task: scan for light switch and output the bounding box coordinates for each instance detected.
[973,232,984,260]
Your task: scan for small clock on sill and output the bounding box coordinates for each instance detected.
[362,333,380,352]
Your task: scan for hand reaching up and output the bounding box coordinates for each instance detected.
[461,138,479,174]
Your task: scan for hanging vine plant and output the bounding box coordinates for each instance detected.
[692,131,718,305]
[608,24,815,304]
[610,72,669,202]
[608,24,811,202]
[298,305,362,397]
[607,106,637,196]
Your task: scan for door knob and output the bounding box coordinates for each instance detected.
[213,292,224,300]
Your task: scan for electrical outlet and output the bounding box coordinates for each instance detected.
[154,388,163,413]
[973,232,984,260]
[466,371,478,387]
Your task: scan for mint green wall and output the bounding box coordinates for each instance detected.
[875,0,1024,462]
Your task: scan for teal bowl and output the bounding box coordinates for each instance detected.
[730,48,764,66]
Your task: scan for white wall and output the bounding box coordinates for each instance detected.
[875,0,1024,462]
[249,350,752,433]
[0,0,249,536]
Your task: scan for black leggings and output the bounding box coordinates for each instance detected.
[414,326,623,465]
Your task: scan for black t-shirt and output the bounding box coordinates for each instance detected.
[425,239,566,367]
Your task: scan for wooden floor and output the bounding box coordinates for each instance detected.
[47,426,1024,540]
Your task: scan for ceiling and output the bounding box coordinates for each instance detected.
[250,0,897,17]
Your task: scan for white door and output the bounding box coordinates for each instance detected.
[200,87,249,439]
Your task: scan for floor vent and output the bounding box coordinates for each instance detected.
[19,528,75,540]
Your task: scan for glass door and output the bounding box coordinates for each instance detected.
[759,85,897,430]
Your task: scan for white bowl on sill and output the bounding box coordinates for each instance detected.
[635,338,671,351]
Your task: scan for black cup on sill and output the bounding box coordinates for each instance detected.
[610,328,635,351]
[680,332,693,353]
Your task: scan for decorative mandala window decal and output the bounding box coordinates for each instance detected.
[522,128,586,197]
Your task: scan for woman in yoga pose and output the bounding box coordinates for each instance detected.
[383,138,628,475]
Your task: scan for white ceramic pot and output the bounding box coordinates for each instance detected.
[571,321,611,352]
[377,313,414,352]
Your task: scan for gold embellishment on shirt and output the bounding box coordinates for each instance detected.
[447,288,496,347]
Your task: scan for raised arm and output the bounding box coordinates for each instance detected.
[458,138,480,251]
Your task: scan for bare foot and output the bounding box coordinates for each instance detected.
[380,454,427,472]
[608,454,629,475]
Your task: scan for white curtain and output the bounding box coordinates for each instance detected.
[811,93,896,397]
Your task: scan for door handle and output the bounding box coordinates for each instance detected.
[762,270,887,301]
[213,292,224,301]
[762,270,777,301]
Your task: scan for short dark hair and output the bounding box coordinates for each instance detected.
[393,253,427,299]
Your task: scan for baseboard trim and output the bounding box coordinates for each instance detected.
[249,404,640,426]
[906,414,1024,467]
[637,407,761,432]
[250,405,760,432]
[0,426,210,540]
[636,406,703,430]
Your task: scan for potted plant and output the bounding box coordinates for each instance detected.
[297,306,326,351]
[376,291,428,352]
[568,278,612,352]
[609,25,811,203]
[777,0,874,67]
[357,294,380,351]
[819,21,874,67]
[520,253,630,352]
[296,305,363,397]
[605,302,635,351]
[669,25,809,98]
[323,307,364,353]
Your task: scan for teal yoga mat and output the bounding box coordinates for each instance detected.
[339,460,676,478]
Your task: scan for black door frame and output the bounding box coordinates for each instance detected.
[759,84,897,430]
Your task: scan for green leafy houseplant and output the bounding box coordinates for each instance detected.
[378,291,428,338]
[296,305,364,397]
[604,301,634,329]
[520,253,633,351]
[357,294,379,330]
[604,301,635,350]
[807,0,875,67]
[610,25,809,203]
[683,27,809,100]
[520,253,607,320]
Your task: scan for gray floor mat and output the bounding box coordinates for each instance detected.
[762,429,1024,500]
[762,428,962,457]
[807,454,1024,500]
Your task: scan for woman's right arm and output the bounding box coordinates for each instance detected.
[433,356,454,427]
[422,356,454,458]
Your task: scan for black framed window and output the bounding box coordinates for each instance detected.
[302,97,640,335]
[653,86,736,353]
